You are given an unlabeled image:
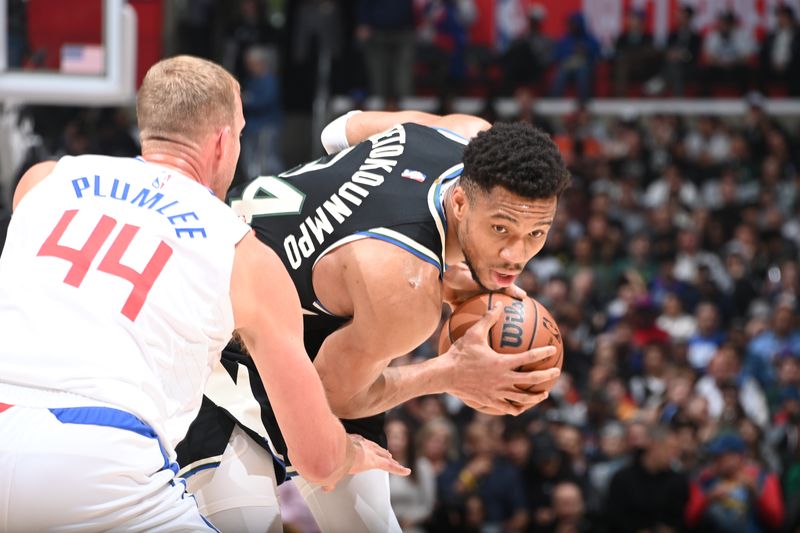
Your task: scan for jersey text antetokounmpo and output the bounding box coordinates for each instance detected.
[283,125,407,269]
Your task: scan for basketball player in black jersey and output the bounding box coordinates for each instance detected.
[177,111,570,532]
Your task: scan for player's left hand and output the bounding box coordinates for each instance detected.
[442,262,526,308]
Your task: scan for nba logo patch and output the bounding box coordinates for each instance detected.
[152,173,172,189]
[401,169,426,183]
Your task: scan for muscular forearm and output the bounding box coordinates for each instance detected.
[332,355,452,419]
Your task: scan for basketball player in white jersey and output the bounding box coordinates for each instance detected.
[0,56,410,532]
[181,110,570,532]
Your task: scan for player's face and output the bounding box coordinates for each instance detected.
[456,186,557,290]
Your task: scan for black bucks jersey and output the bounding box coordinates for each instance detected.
[177,123,467,479]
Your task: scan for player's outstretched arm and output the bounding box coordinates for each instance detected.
[230,232,410,487]
[321,110,490,154]
[312,242,558,419]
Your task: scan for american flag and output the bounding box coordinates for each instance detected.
[60,44,105,75]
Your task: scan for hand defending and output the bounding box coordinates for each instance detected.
[322,434,410,492]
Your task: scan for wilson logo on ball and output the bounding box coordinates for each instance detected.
[500,301,526,348]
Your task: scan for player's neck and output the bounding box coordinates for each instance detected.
[141,142,209,188]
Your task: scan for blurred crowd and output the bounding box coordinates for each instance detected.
[354,0,800,105]
[157,0,800,108]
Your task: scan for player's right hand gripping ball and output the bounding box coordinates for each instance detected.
[439,293,563,393]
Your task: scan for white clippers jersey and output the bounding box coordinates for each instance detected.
[0,155,250,446]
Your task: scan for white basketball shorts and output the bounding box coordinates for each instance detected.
[0,386,216,532]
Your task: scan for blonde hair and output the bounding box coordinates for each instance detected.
[137,55,239,143]
[415,416,459,462]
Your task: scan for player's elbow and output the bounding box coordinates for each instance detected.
[325,372,387,420]
[327,391,370,420]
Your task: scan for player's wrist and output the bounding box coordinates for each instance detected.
[321,110,362,155]
[426,349,457,395]
[320,433,359,489]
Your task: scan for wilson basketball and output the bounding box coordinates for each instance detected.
[438,293,563,392]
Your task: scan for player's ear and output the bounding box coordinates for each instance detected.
[451,184,470,220]
[215,125,232,161]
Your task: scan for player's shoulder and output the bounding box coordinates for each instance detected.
[400,122,472,147]
[345,239,441,305]
[414,114,490,143]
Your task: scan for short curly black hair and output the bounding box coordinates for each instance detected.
[461,122,570,199]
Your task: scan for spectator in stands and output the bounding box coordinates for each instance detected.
[685,115,733,177]
[768,385,800,474]
[356,0,416,108]
[494,0,526,54]
[784,444,800,533]
[612,9,658,97]
[416,0,476,111]
[549,12,600,102]
[686,302,727,372]
[587,421,629,510]
[772,352,800,407]
[542,481,591,533]
[674,229,732,295]
[700,11,757,96]
[725,251,760,324]
[223,0,275,82]
[602,113,651,184]
[94,108,139,159]
[695,344,770,429]
[609,233,655,286]
[500,3,552,96]
[629,343,671,412]
[686,432,784,532]
[417,417,458,477]
[729,130,759,185]
[502,425,536,484]
[654,4,701,97]
[657,291,698,344]
[606,424,689,533]
[54,117,93,158]
[556,423,589,482]
[437,420,528,532]
[386,416,436,533]
[643,162,700,210]
[8,0,29,68]
[746,302,800,392]
[738,417,781,472]
[526,431,583,531]
[240,45,283,179]
[512,88,554,136]
[759,5,800,96]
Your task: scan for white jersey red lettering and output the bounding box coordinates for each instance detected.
[0,155,249,447]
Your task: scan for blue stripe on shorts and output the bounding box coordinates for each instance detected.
[48,406,179,475]
[47,405,216,531]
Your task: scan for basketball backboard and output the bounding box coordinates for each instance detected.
[0,0,137,105]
